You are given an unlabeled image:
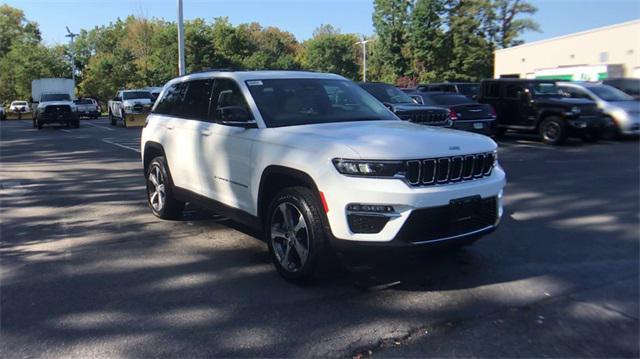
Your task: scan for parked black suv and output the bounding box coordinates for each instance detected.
[359,82,450,127]
[478,79,605,145]
[403,90,496,135]
[417,82,480,100]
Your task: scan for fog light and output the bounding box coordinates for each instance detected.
[347,204,394,213]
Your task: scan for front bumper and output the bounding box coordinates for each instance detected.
[567,115,606,136]
[319,165,506,245]
[123,112,149,127]
[613,113,640,135]
[37,111,78,123]
[6,110,33,120]
[450,119,495,135]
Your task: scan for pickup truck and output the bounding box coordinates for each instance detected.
[34,93,79,129]
[74,98,100,119]
[108,90,154,127]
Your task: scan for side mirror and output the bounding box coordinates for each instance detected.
[217,106,256,128]
[411,96,424,105]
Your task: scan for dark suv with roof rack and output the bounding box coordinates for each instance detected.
[358,82,451,127]
[478,79,606,145]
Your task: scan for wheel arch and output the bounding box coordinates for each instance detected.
[257,165,323,222]
[536,109,565,129]
[143,141,166,174]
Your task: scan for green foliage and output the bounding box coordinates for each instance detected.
[302,26,360,80]
[372,0,412,79]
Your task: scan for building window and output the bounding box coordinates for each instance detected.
[600,52,609,62]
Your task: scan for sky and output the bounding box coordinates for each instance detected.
[5,0,640,46]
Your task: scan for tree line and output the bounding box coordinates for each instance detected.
[0,1,537,105]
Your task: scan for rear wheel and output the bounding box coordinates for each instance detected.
[539,116,567,145]
[266,187,328,283]
[146,157,184,220]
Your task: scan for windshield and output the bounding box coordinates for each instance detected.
[246,79,397,127]
[429,94,474,106]
[530,82,561,96]
[41,94,71,101]
[12,101,27,106]
[75,99,94,104]
[457,84,479,96]
[123,91,152,100]
[589,85,634,102]
[359,83,415,104]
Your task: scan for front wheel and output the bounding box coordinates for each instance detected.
[539,117,567,145]
[266,187,328,283]
[121,112,127,128]
[109,111,116,126]
[146,157,184,220]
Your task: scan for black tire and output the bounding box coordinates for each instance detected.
[265,186,328,284]
[121,111,127,128]
[36,119,43,129]
[72,120,80,129]
[32,117,36,128]
[602,118,621,140]
[109,111,116,126]
[146,157,185,220]
[539,116,567,145]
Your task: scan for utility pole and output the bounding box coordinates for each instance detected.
[355,39,371,82]
[65,26,78,83]
[177,0,186,76]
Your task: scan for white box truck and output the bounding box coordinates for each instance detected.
[31,78,79,129]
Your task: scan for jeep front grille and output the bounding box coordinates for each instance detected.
[399,111,450,125]
[404,152,496,186]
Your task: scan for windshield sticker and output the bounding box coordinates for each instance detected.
[247,80,263,86]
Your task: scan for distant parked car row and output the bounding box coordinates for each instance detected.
[395,78,639,144]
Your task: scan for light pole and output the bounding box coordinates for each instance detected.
[177,0,186,76]
[65,26,78,82]
[355,39,371,82]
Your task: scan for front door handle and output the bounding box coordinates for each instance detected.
[200,130,212,136]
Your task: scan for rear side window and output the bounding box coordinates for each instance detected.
[181,79,214,120]
[153,82,187,116]
[483,83,500,98]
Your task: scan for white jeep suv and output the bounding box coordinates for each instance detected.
[141,70,506,282]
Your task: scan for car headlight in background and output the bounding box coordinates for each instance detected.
[332,159,404,177]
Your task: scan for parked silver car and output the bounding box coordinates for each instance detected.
[558,82,640,137]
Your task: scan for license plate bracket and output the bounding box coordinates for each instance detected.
[449,195,481,224]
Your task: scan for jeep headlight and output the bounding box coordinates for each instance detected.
[332,159,404,177]
[124,105,133,112]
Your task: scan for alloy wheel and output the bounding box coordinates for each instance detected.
[147,165,166,212]
[270,202,310,273]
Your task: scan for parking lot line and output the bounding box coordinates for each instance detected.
[102,138,140,153]
[84,122,116,131]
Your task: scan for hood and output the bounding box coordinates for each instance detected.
[123,99,152,106]
[274,120,496,159]
[391,103,448,114]
[606,100,640,113]
[40,100,75,107]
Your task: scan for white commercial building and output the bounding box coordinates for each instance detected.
[494,20,640,80]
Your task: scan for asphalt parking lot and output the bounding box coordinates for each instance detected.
[1,118,638,358]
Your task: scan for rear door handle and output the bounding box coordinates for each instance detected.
[200,130,212,136]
